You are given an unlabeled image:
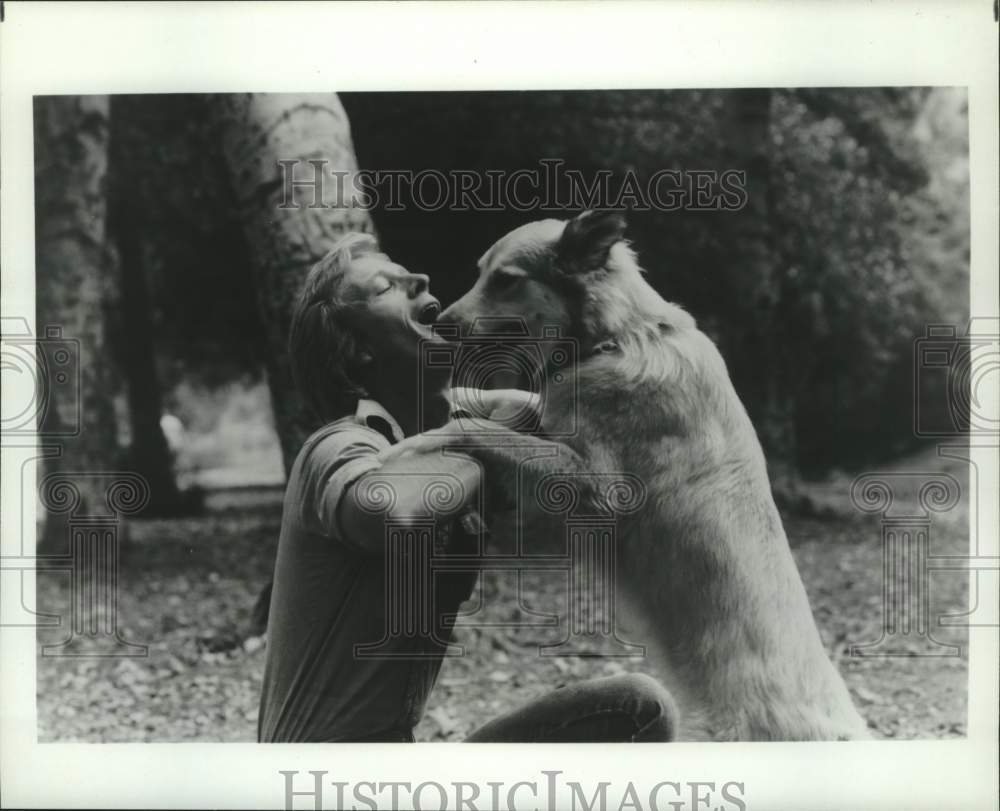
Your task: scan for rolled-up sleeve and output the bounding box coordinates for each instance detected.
[298,426,389,547]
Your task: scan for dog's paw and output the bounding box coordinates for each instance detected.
[376,439,422,464]
[378,430,456,463]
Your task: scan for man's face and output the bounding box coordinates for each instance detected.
[342,251,443,364]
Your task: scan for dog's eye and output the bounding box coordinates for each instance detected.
[491,270,521,290]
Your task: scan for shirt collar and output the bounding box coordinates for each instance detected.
[355,398,405,444]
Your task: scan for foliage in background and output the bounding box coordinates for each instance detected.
[35,444,970,741]
[771,88,970,471]
[57,89,968,483]
[103,95,264,391]
[343,87,969,474]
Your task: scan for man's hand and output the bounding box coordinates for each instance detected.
[377,418,511,464]
[484,389,541,429]
[449,387,541,431]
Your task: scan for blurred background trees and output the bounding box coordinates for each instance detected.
[33,95,122,552]
[210,93,374,470]
[341,87,969,476]
[33,88,970,534]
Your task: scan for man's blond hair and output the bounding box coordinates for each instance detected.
[288,232,380,424]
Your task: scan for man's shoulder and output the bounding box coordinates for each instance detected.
[296,415,389,469]
[304,415,364,445]
[306,416,379,447]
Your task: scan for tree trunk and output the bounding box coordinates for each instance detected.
[34,95,122,552]
[210,94,375,473]
[720,89,797,489]
[211,94,374,637]
[106,95,184,516]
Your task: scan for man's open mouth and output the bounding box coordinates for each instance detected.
[416,301,441,326]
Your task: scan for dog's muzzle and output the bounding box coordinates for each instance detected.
[417,301,441,325]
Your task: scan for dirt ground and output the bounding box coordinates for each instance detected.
[35,447,970,742]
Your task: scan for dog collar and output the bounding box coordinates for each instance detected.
[589,338,621,356]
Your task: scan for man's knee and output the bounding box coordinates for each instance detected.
[614,672,678,742]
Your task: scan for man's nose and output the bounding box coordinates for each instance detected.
[408,273,430,297]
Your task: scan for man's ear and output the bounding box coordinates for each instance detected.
[556,209,627,275]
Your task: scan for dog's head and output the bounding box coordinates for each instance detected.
[440,209,634,340]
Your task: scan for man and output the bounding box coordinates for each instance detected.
[258,232,676,743]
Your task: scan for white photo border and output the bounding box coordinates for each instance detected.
[1,2,997,809]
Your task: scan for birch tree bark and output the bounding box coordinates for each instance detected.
[211,94,374,473]
[211,94,373,637]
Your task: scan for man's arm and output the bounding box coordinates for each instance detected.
[379,419,603,530]
[336,449,482,555]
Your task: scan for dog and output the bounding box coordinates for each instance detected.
[390,210,870,741]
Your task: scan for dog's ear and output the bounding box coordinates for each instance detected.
[556,209,627,275]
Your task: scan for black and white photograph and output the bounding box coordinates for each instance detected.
[1,3,997,810]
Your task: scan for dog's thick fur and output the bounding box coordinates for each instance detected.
[403,211,869,741]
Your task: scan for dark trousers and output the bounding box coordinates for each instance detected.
[353,673,677,743]
[465,673,677,743]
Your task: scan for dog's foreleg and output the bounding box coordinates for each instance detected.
[379,421,610,541]
[443,425,632,537]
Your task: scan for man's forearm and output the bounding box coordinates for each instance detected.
[338,450,482,553]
